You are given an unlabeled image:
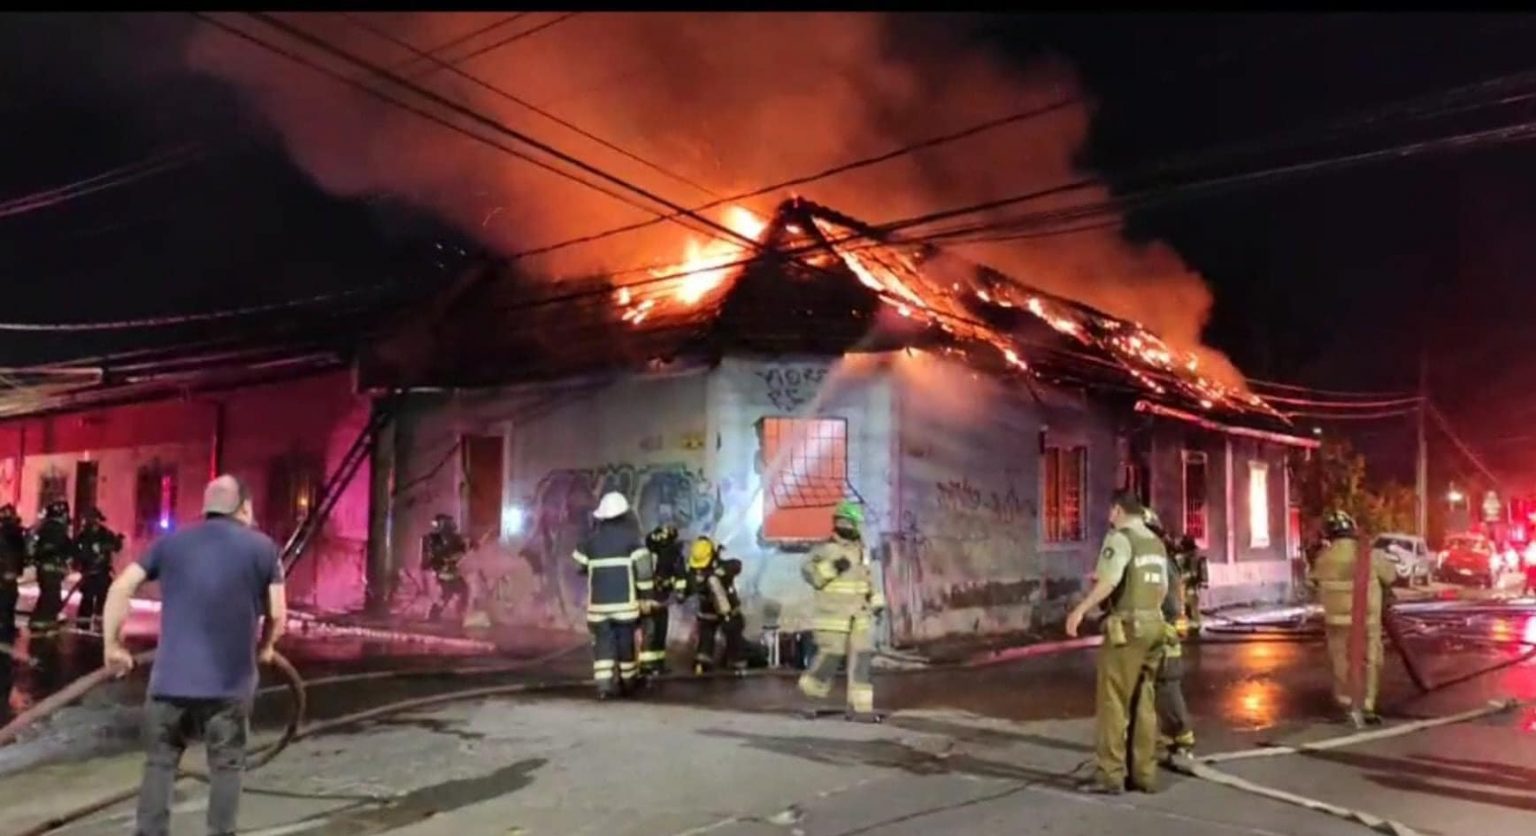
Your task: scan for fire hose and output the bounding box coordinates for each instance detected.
[7,641,817,835]
[1174,697,1528,836]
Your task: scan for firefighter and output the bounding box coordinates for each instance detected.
[28,500,75,638]
[798,500,884,722]
[1172,533,1207,632]
[72,508,124,631]
[421,514,470,623]
[0,504,26,636]
[573,492,650,699]
[1066,492,1169,794]
[639,525,683,676]
[1308,509,1396,727]
[686,536,745,674]
[1144,510,1195,760]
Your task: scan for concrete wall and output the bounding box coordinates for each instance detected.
[885,352,1117,644]
[386,370,712,634]
[0,372,370,613]
[707,354,896,636]
[383,354,1298,645]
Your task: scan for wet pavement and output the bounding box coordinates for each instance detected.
[3,590,1535,835]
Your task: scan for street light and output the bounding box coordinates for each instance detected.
[1447,487,1466,505]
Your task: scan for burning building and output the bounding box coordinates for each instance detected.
[360,198,1316,646]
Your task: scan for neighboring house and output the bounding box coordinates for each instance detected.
[0,367,371,613]
[359,199,1316,646]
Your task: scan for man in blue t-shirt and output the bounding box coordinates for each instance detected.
[103,474,287,836]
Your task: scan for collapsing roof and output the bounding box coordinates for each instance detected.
[361,198,1309,444]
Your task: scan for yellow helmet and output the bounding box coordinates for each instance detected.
[689,537,717,569]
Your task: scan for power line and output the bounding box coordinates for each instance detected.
[237,12,762,253]
[0,285,391,332]
[0,145,206,220]
[439,12,583,67]
[1283,408,1420,420]
[1427,400,1503,487]
[1250,378,1417,399]
[1262,394,1423,409]
[191,13,700,234]
[337,12,721,200]
[509,96,1081,262]
[393,13,528,73]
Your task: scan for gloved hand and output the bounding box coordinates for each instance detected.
[832,557,852,573]
[1174,617,1190,640]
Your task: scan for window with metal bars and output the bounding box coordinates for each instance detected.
[1183,450,1209,547]
[760,417,849,541]
[1043,446,1087,543]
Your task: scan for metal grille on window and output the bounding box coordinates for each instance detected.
[761,417,857,541]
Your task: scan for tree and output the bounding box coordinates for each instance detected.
[1293,438,1416,538]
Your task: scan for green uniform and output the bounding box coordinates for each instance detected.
[1308,537,1395,712]
[798,534,883,713]
[1091,519,1169,790]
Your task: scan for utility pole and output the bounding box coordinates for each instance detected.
[1416,349,1429,539]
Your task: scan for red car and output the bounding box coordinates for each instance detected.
[1437,534,1499,588]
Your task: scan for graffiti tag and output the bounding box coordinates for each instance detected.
[756,365,828,412]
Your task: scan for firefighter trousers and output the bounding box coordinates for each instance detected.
[695,613,745,672]
[28,570,65,634]
[638,603,670,674]
[0,582,17,635]
[77,572,112,627]
[1325,624,1382,712]
[798,617,875,712]
[1154,654,1194,749]
[1093,623,1164,790]
[590,615,639,695]
[429,576,469,622]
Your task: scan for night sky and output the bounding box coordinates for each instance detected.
[3,13,1534,488]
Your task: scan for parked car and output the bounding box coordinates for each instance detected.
[1437,533,1499,588]
[1371,533,1433,587]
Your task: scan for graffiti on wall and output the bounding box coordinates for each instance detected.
[478,462,722,628]
[756,365,828,412]
[882,471,1078,642]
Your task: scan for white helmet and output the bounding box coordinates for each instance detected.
[593,492,630,521]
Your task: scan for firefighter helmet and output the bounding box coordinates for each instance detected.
[646,525,679,551]
[45,500,69,520]
[593,492,630,521]
[0,503,16,522]
[834,500,864,525]
[689,536,717,570]
[431,513,456,532]
[1323,509,1357,539]
[82,506,106,524]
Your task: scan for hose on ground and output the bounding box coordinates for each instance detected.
[13,642,784,835]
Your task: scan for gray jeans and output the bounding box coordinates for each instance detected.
[135,697,249,836]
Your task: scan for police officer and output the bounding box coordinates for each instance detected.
[0,504,27,636]
[421,514,470,623]
[73,508,124,631]
[798,501,884,722]
[573,493,650,699]
[1308,509,1396,727]
[28,500,75,637]
[685,536,745,674]
[1171,533,1207,632]
[1067,492,1169,794]
[1144,510,1195,760]
[639,525,683,676]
